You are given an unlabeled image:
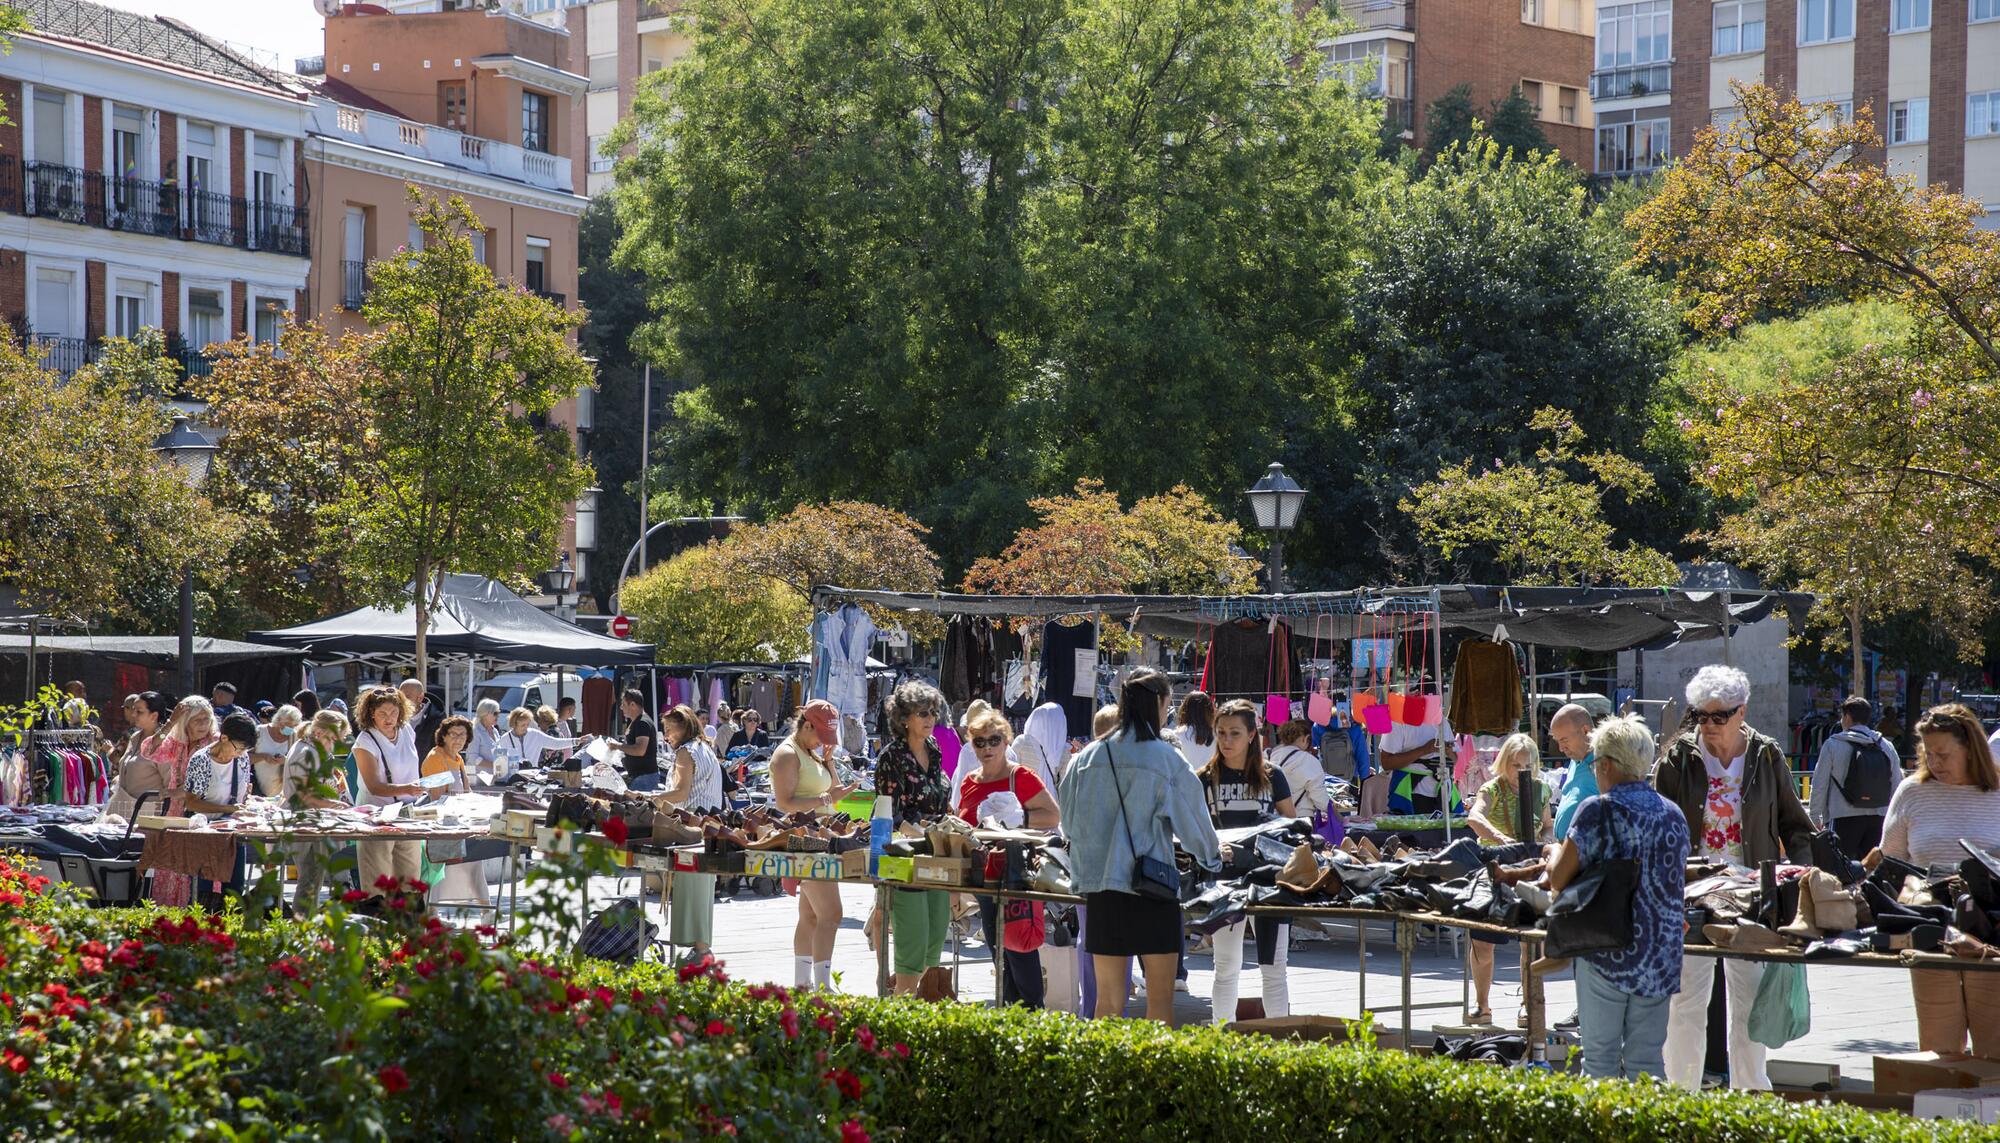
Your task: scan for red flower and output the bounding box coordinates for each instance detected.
[2,1050,27,1074]
[375,875,402,891]
[840,1121,870,1143]
[779,1008,801,1040]
[602,816,629,845]
[891,1042,910,1059]
[823,1068,862,1101]
[815,1014,836,1034]
[547,1071,570,1089]
[852,1025,876,1052]
[342,889,369,904]
[704,1019,727,1037]
[405,877,430,893]
[377,1064,409,1094]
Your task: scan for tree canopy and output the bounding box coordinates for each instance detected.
[963,479,1256,595]
[711,501,942,634]
[1419,84,1550,168]
[611,0,1381,572]
[621,543,812,664]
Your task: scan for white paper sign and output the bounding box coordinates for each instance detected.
[1072,649,1098,698]
[583,737,619,766]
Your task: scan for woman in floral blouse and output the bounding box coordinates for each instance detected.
[873,681,952,996]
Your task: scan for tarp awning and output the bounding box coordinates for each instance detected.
[808,584,1814,654]
[0,634,306,668]
[252,574,656,666]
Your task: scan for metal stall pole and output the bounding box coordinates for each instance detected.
[1432,588,1452,842]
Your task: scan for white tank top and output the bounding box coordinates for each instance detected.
[356,728,420,806]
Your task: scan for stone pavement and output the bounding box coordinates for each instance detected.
[534,871,1919,1088]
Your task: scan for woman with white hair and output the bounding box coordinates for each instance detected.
[1548,715,1689,1080]
[469,699,503,776]
[1652,663,1814,1091]
[1464,732,1554,1024]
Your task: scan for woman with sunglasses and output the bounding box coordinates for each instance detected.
[957,706,1061,1008]
[1653,664,1814,1092]
[872,682,954,996]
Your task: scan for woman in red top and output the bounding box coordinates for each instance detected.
[957,709,1061,1008]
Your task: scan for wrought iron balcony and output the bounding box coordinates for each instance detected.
[340,261,370,310]
[0,157,309,257]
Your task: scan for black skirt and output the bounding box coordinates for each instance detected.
[1084,890,1183,957]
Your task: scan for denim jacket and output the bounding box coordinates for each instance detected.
[1056,731,1221,896]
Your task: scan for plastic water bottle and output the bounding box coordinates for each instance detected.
[869,796,894,877]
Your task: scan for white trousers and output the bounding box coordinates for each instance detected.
[1211,918,1290,1025]
[1663,953,1769,1091]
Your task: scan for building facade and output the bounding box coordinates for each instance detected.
[0,0,313,377]
[1598,0,2000,225]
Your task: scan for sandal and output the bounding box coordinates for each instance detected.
[1465,1008,1493,1025]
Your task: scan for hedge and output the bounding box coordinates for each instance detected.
[3,846,1996,1142]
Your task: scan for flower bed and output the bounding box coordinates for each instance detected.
[1,853,1994,1141]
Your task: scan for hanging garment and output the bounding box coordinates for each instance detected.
[1205,619,1305,705]
[1038,619,1098,740]
[707,678,727,724]
[940,616,985,706]
[1446,641,1523,735]
[816,604,878,720]
[581,676,616,736]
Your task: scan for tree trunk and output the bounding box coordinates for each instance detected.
[1849,600,1865,701]
[413,558,431,680]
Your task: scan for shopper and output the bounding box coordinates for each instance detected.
[1376,706,1456,816]
[1196,699,1295,1024]
[1653,664,1813,1091]
[292,689,321,721]
[613,689,660,790]
[210,682,245,723]
[958,707,1061,1009]
[283,708,353,914]
[351,688,427,898]
[251,705,303,797]
[1549,715,1688,1080]
[1548,703,1599,841]
[1810,696,1904,858]
[873,681,954,996]
[1268,719,1328,823]
[713,704,739,759]
[400,680,442,756]
[470,699,503,776]
[771,700,858,990]
[1174,690,1217,771]
[658,705,725,958]
[737,708,771,750]
[947,699,995,808]
[1883,704,2000,1056]
[423,716,475,795]
[1061,669,1220,1022]
[59,681,91,729]
[1014,702,1072,792]
[143,697,218,906]
[556,697,579,739]
[107,691,169,800]
[500,706,587,775]
[1462,732,1555,1024]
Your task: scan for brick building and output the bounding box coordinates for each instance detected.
[0,0,313,377]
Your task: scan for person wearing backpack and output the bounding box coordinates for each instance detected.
[1809,696,1904,859]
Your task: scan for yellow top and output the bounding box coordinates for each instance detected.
[789,739,832,800]
[420,746,465,780]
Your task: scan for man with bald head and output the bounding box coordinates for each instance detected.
[1548,704,1600,842]
[400,678,442,756]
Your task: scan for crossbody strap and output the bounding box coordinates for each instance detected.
[1104,742,1145,858]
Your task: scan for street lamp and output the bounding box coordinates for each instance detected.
[538,551,578,600]
[151,414,216,697]
[1244,461,1306,593]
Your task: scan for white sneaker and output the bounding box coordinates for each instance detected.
[1174,979,1190,993]
[1132,977,1146,998]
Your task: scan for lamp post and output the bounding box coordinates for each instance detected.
[151,413,216,697]
[1244,461,1307,593]
[538,551,579,621]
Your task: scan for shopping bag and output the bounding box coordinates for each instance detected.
[1265,694,1291,727]
[1308,691,1334,727]
[1405,693,1441,727]
[1351,692,1378,721]
[1003,898,1045,953]
[1747,962,1811,1048]
[1385,692,1408,723]
[1362,703,1393,735]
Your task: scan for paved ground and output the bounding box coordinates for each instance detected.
[486,869,1921,1090]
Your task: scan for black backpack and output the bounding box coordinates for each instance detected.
[1836,735,1896,809]
[578,898,656,965]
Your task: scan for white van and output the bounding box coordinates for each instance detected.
[470,671,585,717]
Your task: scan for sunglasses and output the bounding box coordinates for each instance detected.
[970,735,1007,749]
[1692,705,1743,726]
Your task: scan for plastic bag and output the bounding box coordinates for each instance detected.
[1747,962,1811,1048]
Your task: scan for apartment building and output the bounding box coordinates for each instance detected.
[1324,0,1599,168]
[1597,0,2000,225]
[307,1,596,575]
[0,0,313,377]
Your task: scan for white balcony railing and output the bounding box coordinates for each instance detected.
[314,99,574,194]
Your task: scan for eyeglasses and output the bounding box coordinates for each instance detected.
[1692,705,1743,726]
[970,735,1007,749]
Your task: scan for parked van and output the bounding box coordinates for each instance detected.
[470,672,584,717]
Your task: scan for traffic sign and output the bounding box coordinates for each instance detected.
[610,614,633,638]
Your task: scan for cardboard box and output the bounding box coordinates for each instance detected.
[1873,1053,2000,1098]
[841,848,869,879]
[1915,1086,2000,1124]
[502,810,542,840]
[136,815,195,831]
[876,855,915,883]
[912,855,974,886]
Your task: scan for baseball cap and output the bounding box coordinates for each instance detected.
[800,700,838,741]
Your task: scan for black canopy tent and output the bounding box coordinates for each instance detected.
[0,635,309,724]
[251,574,656,666]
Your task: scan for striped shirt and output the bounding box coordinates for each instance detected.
[1881,779,2000,868]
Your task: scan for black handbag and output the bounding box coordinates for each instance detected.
[1544,801,1640,959]
[1106,744,1180,902]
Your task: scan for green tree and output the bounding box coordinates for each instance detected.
[612,0,1380,572]
[339,193,593,672]
[1351,137,1678,574]
[964,479,1255,595]
[0,333,229,624]
[576,197,652,612]
[1401,408,1678,586]
[1419,84,1550,168]
[712,501,943,635]
[621,543,812,664]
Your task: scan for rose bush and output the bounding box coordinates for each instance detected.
[0,855,896,1141]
